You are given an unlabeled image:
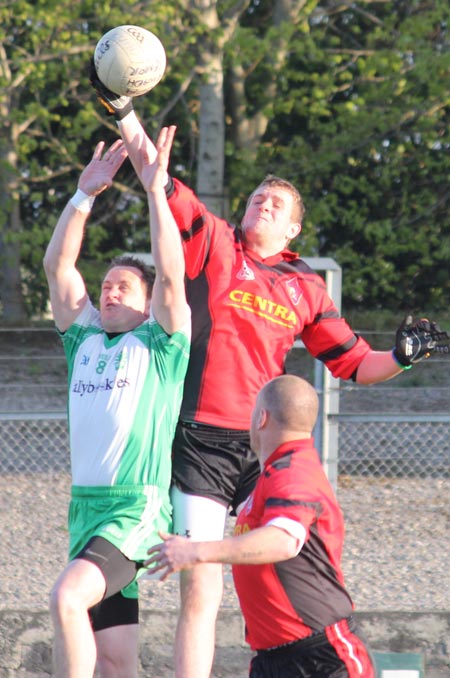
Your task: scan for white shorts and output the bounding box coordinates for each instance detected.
[170,485,229,541]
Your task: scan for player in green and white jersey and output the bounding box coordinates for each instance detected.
[44,127,190,678]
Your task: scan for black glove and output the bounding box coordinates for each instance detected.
[393,315,450,367]
[89,58,134,121]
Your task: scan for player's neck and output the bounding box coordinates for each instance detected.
[260,431,312,464]
[244,240,286,260]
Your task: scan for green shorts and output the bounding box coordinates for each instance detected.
[69,484,172,593]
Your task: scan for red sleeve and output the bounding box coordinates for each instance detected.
[297,270,371,380]
[302,317,371,380]
[167,178,232,280]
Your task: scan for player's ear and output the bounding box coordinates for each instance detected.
[288,221,301,240]
[257,407,269,430]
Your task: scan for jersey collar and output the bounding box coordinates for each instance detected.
[264,438,314,468]
[244,246,299,266]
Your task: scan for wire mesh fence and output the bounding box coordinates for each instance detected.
[337,414,450,477]
[1,411,449,477]
[0,414,70,473]
[0,328,449,478]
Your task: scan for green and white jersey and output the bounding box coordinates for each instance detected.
[61,299,190,489]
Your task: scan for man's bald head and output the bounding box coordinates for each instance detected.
[259,375,319,433]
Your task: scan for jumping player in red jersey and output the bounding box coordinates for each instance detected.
[146,374,375,677]
[90,73,448,677]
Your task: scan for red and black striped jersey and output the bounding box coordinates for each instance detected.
[168,178,371,429]
[232,439,354,650]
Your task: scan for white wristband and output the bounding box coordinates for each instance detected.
[69,189,95,213]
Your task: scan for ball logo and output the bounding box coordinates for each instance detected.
[126,26,146,43]
[95,39,111,56]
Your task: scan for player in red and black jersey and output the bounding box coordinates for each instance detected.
[166,175,371,430]
[147,375,375,677]
[91,79,445,677]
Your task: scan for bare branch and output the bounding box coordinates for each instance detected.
[157,70,196,122]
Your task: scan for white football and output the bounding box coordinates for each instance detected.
[94,25,166,97]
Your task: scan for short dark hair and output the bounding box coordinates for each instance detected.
[261,375,318,431]
[105,255,155,300]
[248,175,305,223]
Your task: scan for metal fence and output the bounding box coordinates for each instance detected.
[0,413,70,473]
[0,328,449,478]
[1,410,449,478]
[337,413,450,477]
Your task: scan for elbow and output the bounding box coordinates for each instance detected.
[353,352,375,384]
[355,370,376,385]
[43,252,53,278]
[43,252,65,283]
[274,536,302,562]
[43,255,60,282]
[284,542,301,560]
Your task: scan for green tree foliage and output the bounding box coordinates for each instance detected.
[230,0,450,312]
[0,0,448,321]
[0,0,191,321]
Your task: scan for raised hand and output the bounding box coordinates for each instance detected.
[141,125,176,195]
[89,58,134,120]
[78,139,128,197]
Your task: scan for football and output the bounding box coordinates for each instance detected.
[94,25,166,97]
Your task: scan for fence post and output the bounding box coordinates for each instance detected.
[304,258,342,490]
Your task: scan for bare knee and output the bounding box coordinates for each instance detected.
[50,579,82,623]
[50,561,105,627]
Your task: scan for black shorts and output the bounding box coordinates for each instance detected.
[171,420,259,513]
[76,536,140,632]
[249,618,374,678]
[89,591,139,632]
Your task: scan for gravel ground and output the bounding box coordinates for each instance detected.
[1,473,448,613]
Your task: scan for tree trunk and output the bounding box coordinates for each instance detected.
[231,0,310,157]
[0,130,28,324]
[197,53,226,216]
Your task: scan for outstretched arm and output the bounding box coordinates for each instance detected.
[141,126,189,334]
[145,526,300,582]
[117,111,162,187]
[43,139,128,331]
[355,315,450,384]
[355,350,403,384]
[90,67,161,187]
